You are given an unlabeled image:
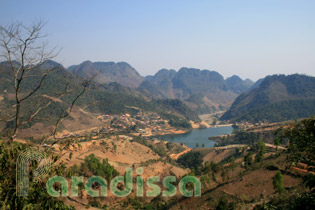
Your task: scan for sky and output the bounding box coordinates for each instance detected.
[0,0,314,81]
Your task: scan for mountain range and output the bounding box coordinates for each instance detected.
[140,68,254,114]
[2,59,314,129]
[68,61,144,88]
[67,61,254,114]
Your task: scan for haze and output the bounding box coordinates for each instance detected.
[1,0,314,81]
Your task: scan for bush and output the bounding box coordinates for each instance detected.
[273,171,285,193]
[177,151,203,171]
[0,142,75,210]
[80,154,119,182]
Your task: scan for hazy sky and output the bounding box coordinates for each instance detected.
[1,0,314,81]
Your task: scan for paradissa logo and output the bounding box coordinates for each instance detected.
[17,148,201,198]
[46,167,201,197]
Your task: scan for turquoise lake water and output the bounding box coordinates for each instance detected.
[158,126,233,148]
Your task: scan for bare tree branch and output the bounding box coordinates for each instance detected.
[47,75,96,149]
[20,100,52,125]
[19,77,76,126]
[0,20,61,143]
[81,100,100,111]
[1,20,94,147]
[20,73,48,102]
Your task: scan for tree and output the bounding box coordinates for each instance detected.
[244,152,253,170]
[0,20,56,142]
[210,161,220,173]
[303,174,315,191]
[274,137,281,154]
[0,141,75,209]
[282,117,315,165]
[200,174,210,186]
[229,157,237,171]
[113,144,117,153]
[80,154,119,182]
[216,196,229,210]
[221,169,228,182]
[255,141,266,163]
[273,171,284,193]
[177,151,203,171]
[0,20,93,143]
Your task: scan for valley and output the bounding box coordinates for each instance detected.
[7,116,311,210]
[0,57,314,210]
[0,19,314,210]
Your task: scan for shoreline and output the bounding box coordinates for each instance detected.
[208,123,233,128]
[152,123,234,138]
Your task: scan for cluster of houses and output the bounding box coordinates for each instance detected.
[54,111,184,142]
[97,112,174,136]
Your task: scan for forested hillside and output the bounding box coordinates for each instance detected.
[221,74,315,122]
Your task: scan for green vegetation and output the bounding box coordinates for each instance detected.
[255,173,315,210]
[69,152,73,160]
[226,99,315,123]
[80,154,119,182]
[132,137,167,157]
[120,196,167,210]
[213,130,261,147]
[281,116,315,165]
[132,137,185,157]
[168,117,192,129]
[274,137,281,154]
[164,118,314,210]
[216,196,235,210]
[177,151,203,173]
[244,152,253,170]
[273,171,285,193]
[0,141,75,210]
[255,141,266,163]
[254,117,315,209]
[153,99,200,122]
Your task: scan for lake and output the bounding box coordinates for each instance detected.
[158,126,233,148]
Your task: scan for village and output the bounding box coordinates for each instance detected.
[59,111,188,139]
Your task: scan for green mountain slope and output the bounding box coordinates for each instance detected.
[136,80,167,99]
[221,74,315,123]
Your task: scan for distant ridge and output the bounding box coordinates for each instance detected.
[68,61,254,114]
[139,67,254,114]
[68,61,144,88]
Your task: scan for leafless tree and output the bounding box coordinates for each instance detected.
[0,20,92,143]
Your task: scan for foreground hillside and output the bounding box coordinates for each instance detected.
[168,117,315,209]
[1,116,314,210]
[221,74,315,123]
